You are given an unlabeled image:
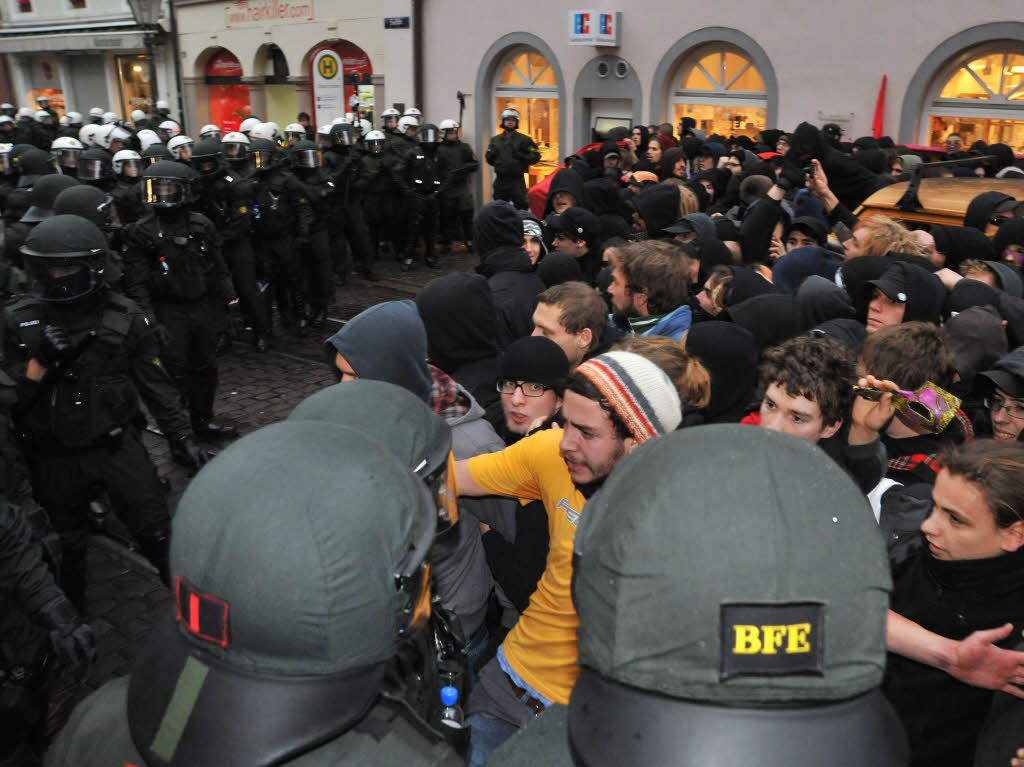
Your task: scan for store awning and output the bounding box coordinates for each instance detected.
[0,21,148,53]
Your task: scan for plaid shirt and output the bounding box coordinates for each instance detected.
[886,409,974,476]
[428,363,469,420]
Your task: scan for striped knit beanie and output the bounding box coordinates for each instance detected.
[575,351,681,443]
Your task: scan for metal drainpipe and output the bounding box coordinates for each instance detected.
[168,0,186,128]
[412,0,422,108]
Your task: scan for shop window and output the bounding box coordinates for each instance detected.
[16,0,32,13]
[205,49,250,133]
[927,46,1024,151]
[494,47,559,188]
[670,43,767,139]
[116,55,151,117]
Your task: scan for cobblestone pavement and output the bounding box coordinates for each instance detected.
[73,243,478,710]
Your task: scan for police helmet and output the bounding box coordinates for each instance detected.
[289,381,458,536]
[36,94,49,105]
[14,147,53,180]
[130,109,147,125]
[88,106,104,120]
[157,120,181,141]
[329,122,355,147]
[124,421,436,766]
[65,111,83,126]
[112,148,143,178]
[380,107,400,128]
[101,111,118,125]
[94,123,132,152]
[500,107,520,128]
[141,142,172,167]
[0,115,13,129]
[78,147,112,181]
[365,130,386,154]
[249,138,277,172]
[356,118,371,137]
[141,160,195,207]
[221,131,250,162]
[16,107,34,120]
[316,124,333,148]
[417,123,439,145]
[77,124,100,148]
[397,115,419,134]
[439,118,459,138]
[34,110,52,124]
[0,103,15,116]
[136,129,162,152]
[167,134,195,162]
[403,107,422,119]
[289,139,321,169]
[156,99,169,111]
[51,136,83,173]
[284,122,305,144]
[53,184,115,230]
[190,138,222,175]
[330,116,348,126]
[199,124,222,141]
[59,115,70,127]
[21,214,107,303]
[238,116,262,135]
[21,174,79,223]
[250,121,281,142]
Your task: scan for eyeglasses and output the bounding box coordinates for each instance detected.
[986,395,1024,419]
[497,379,549,397]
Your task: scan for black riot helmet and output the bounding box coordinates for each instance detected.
[141,142,172,167]
[15,146,54,184]
[417,123,439,146]
[289,139,322,169]
[21,214,108,303]
[53,184,115,230]
[289,380,457,539]
[78,147,112,182]
[191,137,223,176]
[20,174,80,223]
[141,160,195,207]
[329,122,355,148]
[249,138,277,173]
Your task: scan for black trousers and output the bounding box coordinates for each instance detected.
[303,228,335,309]
[223,236,268,334]
[404,195,439,262]
[155,297,220,426]
[23,426,167,607]
[493,177,529,210]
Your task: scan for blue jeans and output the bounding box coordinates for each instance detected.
[465,713,521,767]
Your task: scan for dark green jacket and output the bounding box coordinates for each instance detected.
[437,140,478,198]
[485,130,540,178]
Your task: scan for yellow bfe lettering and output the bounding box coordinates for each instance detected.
[732,623,814,655]
[786,622,812,654]
[732,625,761,654]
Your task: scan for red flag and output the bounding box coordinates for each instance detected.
[872,74,887,138]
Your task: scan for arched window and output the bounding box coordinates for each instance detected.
[670,43,767,138]
[493,47,560,188]
[205,49,250,134]
[926,45,1024,149]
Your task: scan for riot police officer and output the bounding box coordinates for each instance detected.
[437,119,478,253]
[395,123,449,271]
[109,149,145,227]
[362,129,403,265]
[289,140,336,329]
[324,122,377,282]
[45,419,462,766]
[485,108,540,209]
[249,137,312,335]
[123,161,238,439]
[77,147,114,192]
[50,136,83,178]
[192,137,268,351]
[3,214,204,605]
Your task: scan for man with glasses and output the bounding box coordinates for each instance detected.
[977,347,1024,442]
[496,336,568,442]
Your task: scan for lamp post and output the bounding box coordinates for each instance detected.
[126,0,162,116]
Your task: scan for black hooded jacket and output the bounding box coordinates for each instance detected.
[543,167,586,217]
[683,321,759,424]
[634,184,680,237]
[721,293,808,353]
[930,225,994,270]
[584,177,630,243]
[964,191,1014,232]
[415,273,503,429]
[473,202,546,349]
[788,122,885,210]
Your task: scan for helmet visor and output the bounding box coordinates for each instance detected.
[54,148,81,168]
[120,159,142,178]
[251,150,274,170]
[173,143,193,161]
[286,131,305,145]
[193,155,220,174]
[291,149,321,168]
[368,139,384,154]
[223,142,248,160]
[143,177,188,206]
[0,154,10,173]
[419,127,438,144]
[202,130,222,141]
[24,254,101,303]
[79,158,105,180]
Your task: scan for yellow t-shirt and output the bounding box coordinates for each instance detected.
[467,428,586,704]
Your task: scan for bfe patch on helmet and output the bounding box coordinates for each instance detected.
[175,576,230,648]
[720,602,825,680]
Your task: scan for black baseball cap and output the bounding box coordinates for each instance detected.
[545,206,602,245]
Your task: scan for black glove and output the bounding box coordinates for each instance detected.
[36,324,72,368]
[776,160,808,192]
[170,436,208,475]
[37,596,96,671]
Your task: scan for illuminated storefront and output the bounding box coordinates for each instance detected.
[670,44,767,139]
[493,48,560,189]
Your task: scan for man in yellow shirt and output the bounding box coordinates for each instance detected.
[454,350,682,766]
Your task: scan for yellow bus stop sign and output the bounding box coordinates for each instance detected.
[318,54,339,80]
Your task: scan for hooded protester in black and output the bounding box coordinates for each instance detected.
[584,177,631,243]
[685,180,711,212]
[537,252,584,287]
[415,273,503,429]
[543,167,586,217]
[963,191,1016,233]
[944,278,1002,318]
[658,147,687,181]
[838,255,892,324]
[473,201,546,348]
[797,274,856,326]
[721,293,808,353]
[786,121,885,210]
[867,262,946,326]
[988,261,1024,299]
[683,321,759,424]
[681,212,716,243]
[930,225,994,271]
[772,246,842,294]
[991,218,1024,269]
[694,168,730,202]
[944,305,1007,422]
[633,183,680,238]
